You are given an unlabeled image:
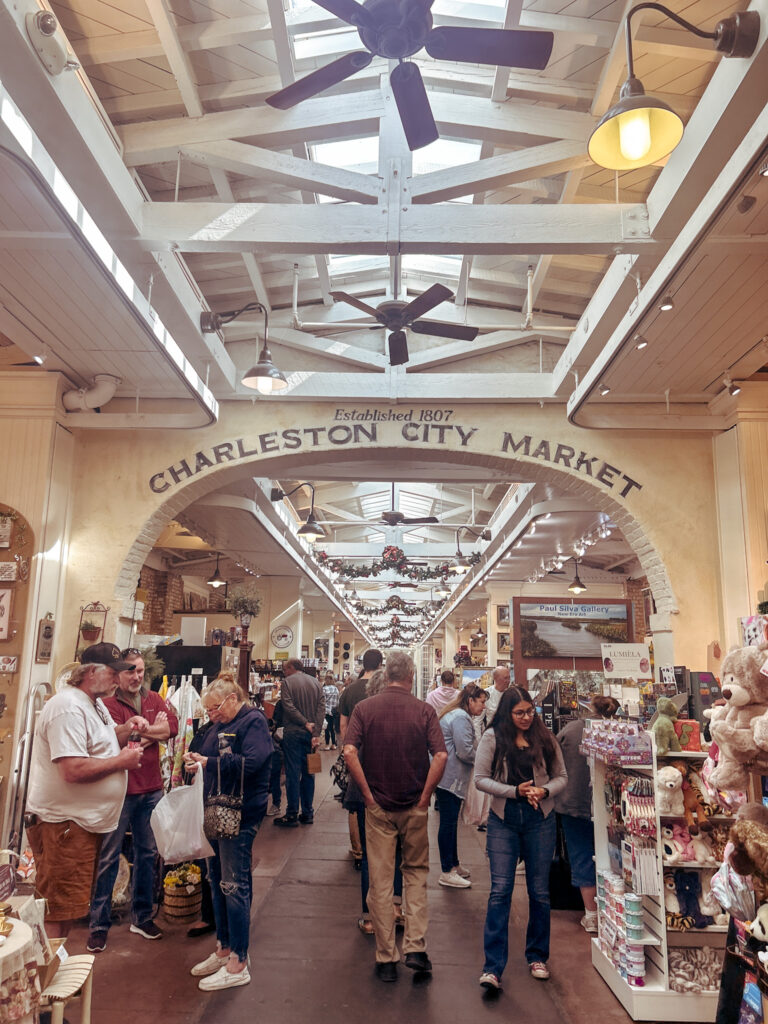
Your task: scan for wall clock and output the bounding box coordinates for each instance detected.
[271,625,294,649]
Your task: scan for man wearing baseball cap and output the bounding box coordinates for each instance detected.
[26,642,147,937]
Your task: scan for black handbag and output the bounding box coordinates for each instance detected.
[203,759,245,840]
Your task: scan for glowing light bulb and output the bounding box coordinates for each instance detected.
[256,376,276,394]
[618,108,651,162]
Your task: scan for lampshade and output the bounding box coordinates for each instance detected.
[207,554,226,588]
[588,77,684,171]
[298,513,324,542]
[242,344,288,394]
[568,561,587,595]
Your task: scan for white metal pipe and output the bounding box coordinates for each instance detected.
[61,373,121,410]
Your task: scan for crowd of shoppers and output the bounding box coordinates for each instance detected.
[28,643,616,998]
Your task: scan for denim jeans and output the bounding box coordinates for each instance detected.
[269,740,283,806]
[90,790,162,931]
[324,715,337,746]
[483,803,556,977]
[282,729,314,818]
[207,824,258,963]
[356,806,402,915]
[435,787,462,873]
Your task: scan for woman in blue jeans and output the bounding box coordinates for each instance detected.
[474,686,567,990]
[435,684,487,888]
[183,673,273,992]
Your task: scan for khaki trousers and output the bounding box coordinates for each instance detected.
[365,803,429,963]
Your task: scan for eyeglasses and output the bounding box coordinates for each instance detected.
[204,693,234,715]
[121,648,142,658]
[123,665,141,673]
[512,709,535,719]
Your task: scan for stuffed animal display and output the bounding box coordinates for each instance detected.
[656,765,685,816]
[667,947,723,992]
[706,642,768,790]
[747,902,768,943]
[662,823,718,866]
[652,697,682,755]
[667,759,717,833]
[664,869,694,931]
[674,870,715,928]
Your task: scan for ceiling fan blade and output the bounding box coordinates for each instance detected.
[388,330,409,366]
[309,0,371,28]
[400,283,453,324]
[389,62,439,152]
[400,517,440,525]
[329,290,385,321]
[266,51,373,110]
[425,27,554,70]
[410,319,478,341]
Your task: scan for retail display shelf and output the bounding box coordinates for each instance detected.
[656,750,709,759]
[591,942,719,1021]
[661,861,718,870]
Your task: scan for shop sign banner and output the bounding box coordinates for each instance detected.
[601,643,652,679]
[519,603,628,658]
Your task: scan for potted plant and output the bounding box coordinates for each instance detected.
[229,583,262,629]
[80,620,101,643]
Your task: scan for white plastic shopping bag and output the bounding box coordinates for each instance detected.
[150,770,214,864]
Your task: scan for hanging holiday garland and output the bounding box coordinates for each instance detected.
[316,546,479,581]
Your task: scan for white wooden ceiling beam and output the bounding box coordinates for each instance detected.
[140,202,653,256]
[490,0,524,103]
[119,92,387,166]
[592,0,643,118]
[145,0,204,118]
[430,93,595,145]
[411,141,590,204]
[525,168,585,318]
[405,330,558,371]
[181,140,380,205]
[266,327,387,369]
[251,371,556,400]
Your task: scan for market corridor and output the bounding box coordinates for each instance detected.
[69,763,632,1024]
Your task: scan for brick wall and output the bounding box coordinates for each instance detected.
[138,566,229,633]
[625,576,650,640]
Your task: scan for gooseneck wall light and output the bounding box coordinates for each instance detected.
[270,482,325,542]
[201,302,287,395]
[449,527,491,575]
[588,3,759,170]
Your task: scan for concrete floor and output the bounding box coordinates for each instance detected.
[69,757,635,1024]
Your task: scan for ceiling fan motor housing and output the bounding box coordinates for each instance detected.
[358,0,433,58]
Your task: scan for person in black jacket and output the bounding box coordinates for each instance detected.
[183,673,272,992]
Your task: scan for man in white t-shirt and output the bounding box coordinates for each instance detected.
[483,666,511,727]
[26,643,145,936]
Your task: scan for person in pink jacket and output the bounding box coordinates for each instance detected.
[425,669,459,713]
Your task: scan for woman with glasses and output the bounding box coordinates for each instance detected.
[182,672,273,991]
[474,686,567,991]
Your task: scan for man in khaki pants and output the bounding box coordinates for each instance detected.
[344,651,447,983]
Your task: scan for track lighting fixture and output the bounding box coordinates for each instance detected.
[659,296,674,311]
[724,375,742,397]
[599,383,611,396]
[634,335,648,350]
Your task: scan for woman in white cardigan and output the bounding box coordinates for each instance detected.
[474,685,567,990]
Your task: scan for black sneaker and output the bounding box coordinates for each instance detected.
[86,930,108,953]
[273,814,299,827]
[130,921,162,940]
[404,952,432,973]
[298,813,314,825]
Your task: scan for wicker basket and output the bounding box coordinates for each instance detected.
[163,882,202,920]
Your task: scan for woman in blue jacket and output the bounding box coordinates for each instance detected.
[183,673,272,992]
[435,683,488,889]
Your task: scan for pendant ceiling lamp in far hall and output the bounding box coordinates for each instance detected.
[588,3,759,170]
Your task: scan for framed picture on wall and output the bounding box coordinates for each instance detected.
[0,589,11,641]
[314,638,329,661]
[497,632,511,654]
[496,605,510,627]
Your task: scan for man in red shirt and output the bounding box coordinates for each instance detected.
[344,650,447,983]
[86,649,178,952]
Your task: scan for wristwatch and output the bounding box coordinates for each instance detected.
[542,787,550,798]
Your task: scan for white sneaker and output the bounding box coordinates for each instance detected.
[479,972,502,990]
[191,951,229,977]
[198,965,251,991]
[454,865,471,880]
[266,803,281,817]
[439,870,471,888]
[581,912,598,934]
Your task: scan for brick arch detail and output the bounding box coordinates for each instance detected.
[114,445,677,616]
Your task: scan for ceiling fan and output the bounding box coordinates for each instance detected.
[265,0,554,151]
[377,483,439,526]
[330,283,477,365]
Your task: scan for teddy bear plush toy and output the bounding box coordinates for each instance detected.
[652,697,682,755]
[674,870,715,928]
[706,642,768,790]
[656,765,685,816]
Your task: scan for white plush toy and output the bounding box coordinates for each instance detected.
[748,903,768,948]
[656,765,685,816]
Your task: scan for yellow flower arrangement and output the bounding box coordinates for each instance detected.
[163,862,202,889]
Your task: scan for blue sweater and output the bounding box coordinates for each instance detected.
[199,705,273,827]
